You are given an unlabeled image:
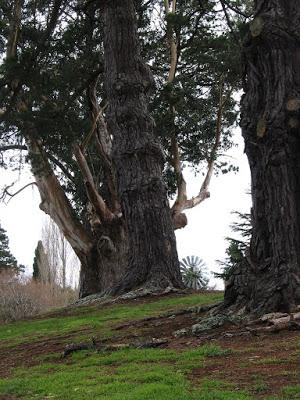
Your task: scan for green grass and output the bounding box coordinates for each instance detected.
[0,292,223,345]
[2,291,299,399]
[266,385,300,400]
[0,291,249,400]
[0,345,250,400]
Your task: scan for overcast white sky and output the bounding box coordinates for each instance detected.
[0,128,251,287]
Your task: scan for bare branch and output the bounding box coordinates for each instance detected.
[2,182,37,203]
[73,144,115,223]
[182,76,227,213]
[163,1,189,225]
[80,104,106,151]
[200,76,226,193]
[172,76,228,229]
[164,0,178,84]
[84,75,120,212]
[0,145,27,152]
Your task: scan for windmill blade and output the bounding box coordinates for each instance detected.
[181,258,189,268]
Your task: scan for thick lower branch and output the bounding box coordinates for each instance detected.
[26,133,92,257]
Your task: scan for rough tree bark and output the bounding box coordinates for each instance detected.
[224,0,300,314]
[103,0,183,294]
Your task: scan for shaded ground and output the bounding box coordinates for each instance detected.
[0,291,299,399]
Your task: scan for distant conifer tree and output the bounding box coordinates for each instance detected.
[0,223,20,275]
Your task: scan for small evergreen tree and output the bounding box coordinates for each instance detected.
[0,223,19,275]
[215,211,252,281]
[32,243,40,281]
[31,241,53,284]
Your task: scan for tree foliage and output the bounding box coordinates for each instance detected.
[0,0,249,205]
[32,243,40,281]
[0,222,22,275]
[215,211,251,281]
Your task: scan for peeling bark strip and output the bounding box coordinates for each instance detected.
[224,1,300,314]
[103,0,183,294]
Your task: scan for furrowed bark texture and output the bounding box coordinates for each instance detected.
[79,219,128,298]
[224,0,300,314]
[103,0,183,294]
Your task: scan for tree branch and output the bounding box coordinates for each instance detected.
[163,1,189,227]
[220,0,252,19]
[6,0,23,60]
[25,130,92,256]
[85,75,120,212]
[1,182,37,203]
[0,145,27,152]
[73,144,115,223]
[172,76,227,229]
[183,76,226,211]
[219,0,242,47]
[0,144,75,183]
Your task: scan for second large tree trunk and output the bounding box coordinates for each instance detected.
[103,0,183,294]
[224,1,300,314]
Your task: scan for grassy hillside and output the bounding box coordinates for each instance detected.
[0,291,299,400]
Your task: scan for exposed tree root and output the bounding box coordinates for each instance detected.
[189,306,300,338]
[62,337,169,358]
[74,285,188,307]
[115,301,222,331]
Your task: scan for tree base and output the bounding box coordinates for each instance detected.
[223,259,300,316]
[107,270,184,297]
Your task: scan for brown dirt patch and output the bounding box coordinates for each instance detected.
[0,327,92,378]
[189,330,300,398]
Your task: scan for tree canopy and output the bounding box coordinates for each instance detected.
[0,0,252,296]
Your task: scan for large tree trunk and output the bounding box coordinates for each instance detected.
[103,0,183,294]
[224,1,300,314]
